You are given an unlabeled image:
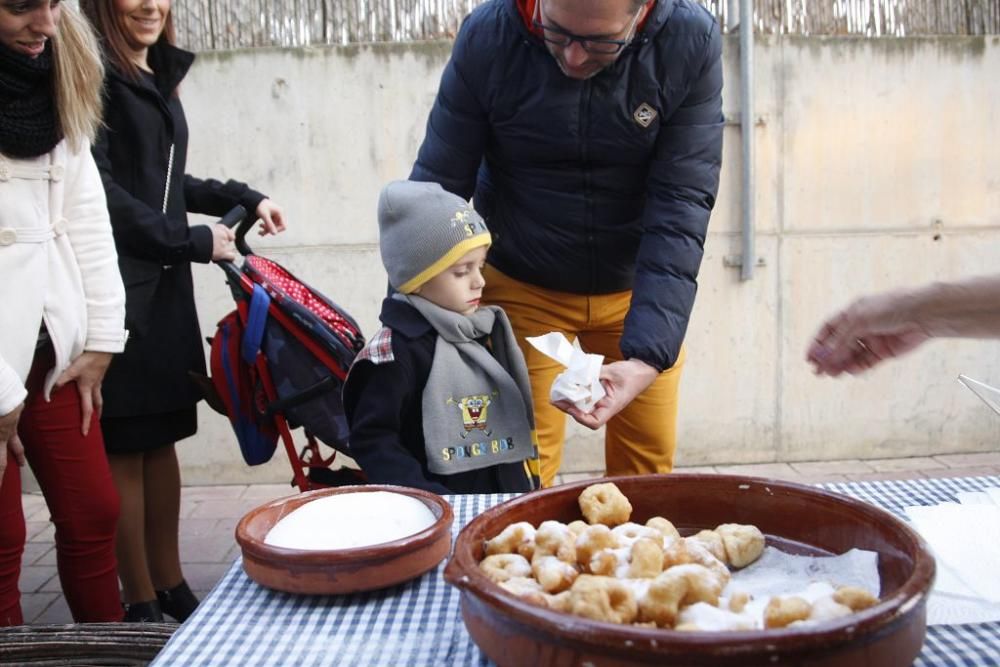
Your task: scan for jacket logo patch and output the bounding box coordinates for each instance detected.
[633,102,658,128]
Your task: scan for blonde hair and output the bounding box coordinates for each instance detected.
[52,3,105,149]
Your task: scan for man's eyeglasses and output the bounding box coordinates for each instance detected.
[532,2,645,55]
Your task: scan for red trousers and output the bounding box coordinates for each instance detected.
[0,346,123,625]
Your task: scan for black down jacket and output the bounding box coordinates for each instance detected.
[411,0,724,371]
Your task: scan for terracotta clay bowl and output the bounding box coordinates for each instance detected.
[236,484,453,595]
[444,474,935,667]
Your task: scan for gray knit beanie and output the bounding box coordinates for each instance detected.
[378,180,491,293]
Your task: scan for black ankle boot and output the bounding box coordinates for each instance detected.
[123,599,164,622]
[156,580,199,622]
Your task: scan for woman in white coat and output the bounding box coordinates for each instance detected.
[0,0,128,625]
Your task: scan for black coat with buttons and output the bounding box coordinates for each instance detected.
[93,42,266,420]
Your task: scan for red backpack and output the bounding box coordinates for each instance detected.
[208,286,279,466]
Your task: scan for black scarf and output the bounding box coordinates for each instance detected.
[0,41,61,158]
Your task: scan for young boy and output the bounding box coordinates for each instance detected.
[343,180,540,494]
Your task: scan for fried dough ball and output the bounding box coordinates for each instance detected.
[833,586,879,611]
[578,482,632,527]
[807,595,853,622]
[637,564,724,628]
[498,576,548,605]
[532,555,579,593]
[714,523,766,568]
[567,520,589,536]
[645,516,681,542]
[728,591,751,613]
[484,521,536,560]
[589,547,628,577]
[611,522,662,547]
[662,538,731,587]
[543,590,573,613]
[764,596,812,629]
[575,524,620,572]
[480,553,532,583]
[636,568,686,627]
[671,563,726,607]
[627,538,664,579]
[534,520,577,563]
[568,575,638,624]
[688,530,726,562]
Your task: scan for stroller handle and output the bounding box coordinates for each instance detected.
[219,205,247,231]
[216,205,258,258]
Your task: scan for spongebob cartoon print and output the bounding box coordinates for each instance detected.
[447,392,496,438]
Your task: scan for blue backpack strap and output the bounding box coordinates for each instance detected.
[242,284,271,365]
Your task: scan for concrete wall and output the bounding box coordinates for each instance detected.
[174,36,1000,484]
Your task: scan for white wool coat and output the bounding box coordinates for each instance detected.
[0,139,127,416]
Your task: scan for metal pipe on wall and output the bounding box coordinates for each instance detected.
[739,0,756,280]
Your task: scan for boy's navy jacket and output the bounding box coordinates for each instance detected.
[410,0,724,372]
[343,297,535,495]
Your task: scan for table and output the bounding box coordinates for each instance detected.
[152,476,1000,666]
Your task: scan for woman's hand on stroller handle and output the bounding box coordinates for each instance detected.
[215,206,251,262]
[211,223,237,262]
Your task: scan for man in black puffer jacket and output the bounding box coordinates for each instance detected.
[410,0,723,486]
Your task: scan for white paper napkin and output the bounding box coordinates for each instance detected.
[526,332,605,413]
[904,488,1000,625]
[727,546,880,599]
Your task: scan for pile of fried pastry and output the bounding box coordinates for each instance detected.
[477,482,878,631]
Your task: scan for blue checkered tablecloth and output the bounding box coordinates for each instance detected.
[151,476,1000,666]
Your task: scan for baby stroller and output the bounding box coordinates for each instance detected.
[196,206,367,492]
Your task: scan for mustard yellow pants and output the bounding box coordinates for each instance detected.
[483,266,686,487]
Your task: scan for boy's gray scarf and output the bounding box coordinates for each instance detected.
[395,294,535,476]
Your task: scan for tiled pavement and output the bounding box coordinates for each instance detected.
[16,451,1000,624]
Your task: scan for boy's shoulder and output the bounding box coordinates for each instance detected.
[356,326,397,365]
[356,300,436,367]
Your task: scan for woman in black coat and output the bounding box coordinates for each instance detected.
[82,0,285,623]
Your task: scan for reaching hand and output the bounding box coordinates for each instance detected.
[255,199,286,236]
[211,223,236,262]
[54,351,113,435]
[806,292,931,377]
[554,358,660,430]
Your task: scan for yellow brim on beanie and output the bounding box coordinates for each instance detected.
[398,232,492,294]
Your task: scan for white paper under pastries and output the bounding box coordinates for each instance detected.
[526,332,606,413]
[264,491,437,551]
[685,547,881,630]
[904,488,1000,626]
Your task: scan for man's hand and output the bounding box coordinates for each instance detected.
[555,358,659,429]
[55,352,113,435]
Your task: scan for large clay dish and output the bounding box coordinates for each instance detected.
[236,484,453,594]
[444,474,935,667]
